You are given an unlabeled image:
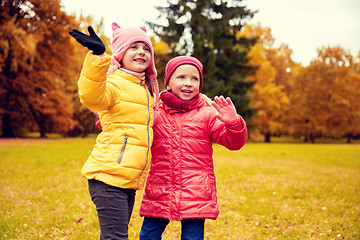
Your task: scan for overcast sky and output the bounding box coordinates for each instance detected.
[61,0,360,66]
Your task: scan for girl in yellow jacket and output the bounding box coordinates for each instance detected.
[69,23,159,240]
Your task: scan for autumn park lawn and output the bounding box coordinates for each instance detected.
[0,137,359,240]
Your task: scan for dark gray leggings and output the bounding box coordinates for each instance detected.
[88,179,136,240]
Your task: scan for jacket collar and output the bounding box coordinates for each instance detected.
[116,69,144,85]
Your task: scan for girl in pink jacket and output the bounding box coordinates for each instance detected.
[139,56,247,239]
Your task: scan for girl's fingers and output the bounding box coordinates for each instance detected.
[213,96,221,107]
[215,96,233,108]
[225,97,234,107]
[214,95,226,106]
[212,101,220,112]
[218,95,225,104]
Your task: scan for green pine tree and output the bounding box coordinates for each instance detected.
[148,0,257,118]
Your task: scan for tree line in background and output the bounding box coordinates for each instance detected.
[1,0,359,142]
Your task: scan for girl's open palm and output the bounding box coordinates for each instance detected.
[212,96,238,126]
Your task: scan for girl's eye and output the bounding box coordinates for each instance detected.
[144,47,150,52]
[192,77,199,81]
[178,76,185,79]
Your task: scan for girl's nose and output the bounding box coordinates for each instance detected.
[184,78,192,86]
[137,47,145,55]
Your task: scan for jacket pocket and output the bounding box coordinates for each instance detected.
[117,135,128,164]
[181,172,212,200]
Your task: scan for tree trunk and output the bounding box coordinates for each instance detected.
[1,114,15,137]
[264,132,271,143]
[310,133,315,143]
[40,125,47,138]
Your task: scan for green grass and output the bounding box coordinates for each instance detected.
[1,138,359,239]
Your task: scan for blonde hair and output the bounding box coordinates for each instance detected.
[199,93,213,107]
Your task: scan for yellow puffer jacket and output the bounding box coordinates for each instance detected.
[78,52,154,190]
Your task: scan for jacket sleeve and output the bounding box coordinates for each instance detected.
[209,108,248,150]
[77,51,114,111]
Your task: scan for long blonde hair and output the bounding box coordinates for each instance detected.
[200,93,213,107]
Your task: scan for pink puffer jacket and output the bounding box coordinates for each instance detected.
[140,97,247,221]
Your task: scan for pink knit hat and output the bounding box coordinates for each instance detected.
[107,22,159,110]
[164,56,203,91]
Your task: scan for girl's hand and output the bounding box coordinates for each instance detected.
[69,26,105,55]
[212,96,238,126]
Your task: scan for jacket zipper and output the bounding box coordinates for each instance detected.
[117,135,128,164]
[136,88,151,189]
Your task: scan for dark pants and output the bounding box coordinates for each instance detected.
[88,179,136,240]
[139,217,205,240]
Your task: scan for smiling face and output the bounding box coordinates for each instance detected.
[121,41,151,73]
[166,64,200,101]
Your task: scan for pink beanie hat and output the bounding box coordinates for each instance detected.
[164,56,204,91]
[107,22,159,110]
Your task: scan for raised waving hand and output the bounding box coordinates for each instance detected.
[211,96,239,126]
[69,26,105,55]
